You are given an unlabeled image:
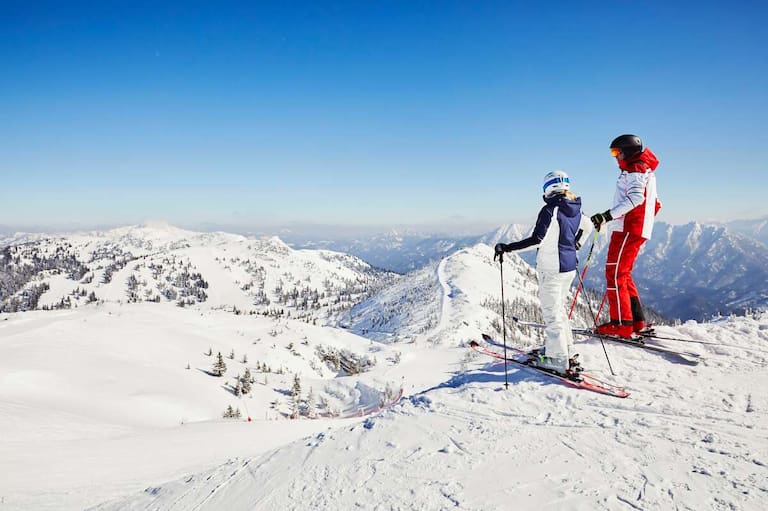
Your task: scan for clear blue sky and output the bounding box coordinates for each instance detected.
[2,1,767,233]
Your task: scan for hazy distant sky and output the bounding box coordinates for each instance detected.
[2,1,767,232]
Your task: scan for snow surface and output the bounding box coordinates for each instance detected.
[1,231,767,510]
[0,303,402,510]
[91,316,768,511]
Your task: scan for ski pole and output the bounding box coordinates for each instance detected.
[498,252,510,389]
[569,230,599,319]
[595,292,607,327]
[568,230,614,374]
[574,263,615,376]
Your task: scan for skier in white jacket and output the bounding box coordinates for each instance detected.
[495,171,593,375]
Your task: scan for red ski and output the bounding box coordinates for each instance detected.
[469,336,630,399]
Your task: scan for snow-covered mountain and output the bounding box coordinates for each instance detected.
[0,223,410,510]
[0,222,395,322]
[284,219,768,321]
[2,238,560,510]
[339,244,544,344]
[338,243,603,348]
[3,224,767,511]
[724,215,768,248]
[11,217,764,322]
[285,225,528,274]
[582,221,768,321]
[496,221,768,321]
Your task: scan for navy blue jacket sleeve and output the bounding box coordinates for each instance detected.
[506,204,554,251]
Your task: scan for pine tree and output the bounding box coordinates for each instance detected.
[223,405,241,419]
[213,352,227,376]
[306,387,316,418]
[241,368,252,395]
[290,374,302,419]
[292,373,301,396]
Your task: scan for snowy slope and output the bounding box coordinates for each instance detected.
[0,303,404,510]
[3,233,767,511]
[341,242,597,351]
[2,242,546,510]
[91,305,768,511]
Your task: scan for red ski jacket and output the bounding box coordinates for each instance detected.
[609,148,661,239]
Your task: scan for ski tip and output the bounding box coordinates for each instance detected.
[469,340,479,348]
[481,333,492,341]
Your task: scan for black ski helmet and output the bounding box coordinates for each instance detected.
[610,134,643,157]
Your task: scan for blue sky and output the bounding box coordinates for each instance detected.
[2,1,767,233]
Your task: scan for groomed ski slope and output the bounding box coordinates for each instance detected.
[91,245,768,511]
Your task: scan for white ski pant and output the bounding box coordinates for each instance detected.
[537,269,576,360]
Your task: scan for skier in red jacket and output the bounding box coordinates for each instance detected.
[590,134,661,338]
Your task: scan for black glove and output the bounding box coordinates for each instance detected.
[590,210,612,231]
[493,243,509,262]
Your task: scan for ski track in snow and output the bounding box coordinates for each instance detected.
[436,256,453,334]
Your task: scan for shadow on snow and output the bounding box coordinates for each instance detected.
[416,359,560,397]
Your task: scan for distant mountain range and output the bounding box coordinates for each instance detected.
[2,217,767,321]
[282,230,473,274]
[288,218,768,321]
[582,221,768,321]
[719,216,768,248]
[283,224,528,274]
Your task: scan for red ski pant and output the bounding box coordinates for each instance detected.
[605,230,646,324]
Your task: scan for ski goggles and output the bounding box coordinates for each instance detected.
[610,148,622,157]
[543,175,569,193]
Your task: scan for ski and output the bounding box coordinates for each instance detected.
[511,317,701,360]
[478,335,626,391]
[470,335,630,399]
[572,329,701,360]
[633,331,719,345]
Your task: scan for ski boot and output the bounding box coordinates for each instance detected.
[596,322,635,339]
[529,355,569,374]
[566,355,584,379]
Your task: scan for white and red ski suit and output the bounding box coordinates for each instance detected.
[604,148,661,329]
